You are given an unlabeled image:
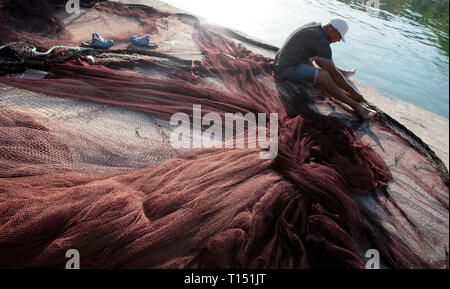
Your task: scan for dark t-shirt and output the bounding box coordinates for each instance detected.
[274,22,332,74]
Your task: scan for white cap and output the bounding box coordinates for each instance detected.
[330,18,349,42]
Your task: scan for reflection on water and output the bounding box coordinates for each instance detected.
[162,0,449,118]
[337,0,449,58]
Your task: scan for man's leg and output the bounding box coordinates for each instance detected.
[317,69,376,120]
[279,64,320,84]
[314,58,364,102]
[279,63,376,120]
[337,67,356,78]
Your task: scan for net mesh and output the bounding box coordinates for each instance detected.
[0,0,448,269]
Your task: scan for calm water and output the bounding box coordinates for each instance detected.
[161,0,449,118]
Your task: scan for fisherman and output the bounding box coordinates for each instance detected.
[274,18,377,120]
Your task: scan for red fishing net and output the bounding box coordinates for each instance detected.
[0,0,448,269]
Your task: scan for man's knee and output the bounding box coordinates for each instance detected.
[317,69,332,84]
[316,58,337,74]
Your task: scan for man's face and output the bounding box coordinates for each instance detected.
[328,27,343,43]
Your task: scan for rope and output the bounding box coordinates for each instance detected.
[0,42,93,56]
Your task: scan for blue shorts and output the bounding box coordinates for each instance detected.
[279,64,320,84]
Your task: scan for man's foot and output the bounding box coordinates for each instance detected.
[343,68,356,78]
[355,105,378,120]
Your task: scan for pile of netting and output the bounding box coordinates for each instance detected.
[0,0,448,268]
